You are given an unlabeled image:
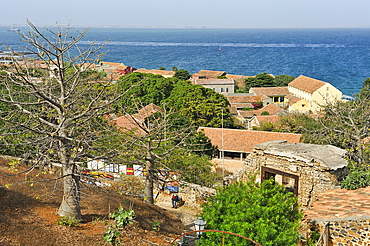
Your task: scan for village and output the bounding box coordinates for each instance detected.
[1,26,370,246]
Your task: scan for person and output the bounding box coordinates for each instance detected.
[172,193,179,208]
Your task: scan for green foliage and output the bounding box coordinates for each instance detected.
[307,230,321,246]
[166,82,233,128]
[357,77,370,99]
[172,66,178,72]
[244,72,275,92]
[273,74,295,87]
[217,75,227,79]
[185,130,218,157]
[200,175,303,246]
[261,111,270,116]
[57,215,80,227]
[168,154,222,187]
[174,69,191,81]
[152,221,160,231]
[159,67,166,70]
[114,72,178,112]
[341,168,370,190]
[104,206,135,245]
[110,206,135,228]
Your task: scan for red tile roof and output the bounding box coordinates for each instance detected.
[288,75,327,94]
[192,70,226,79]
[195,78,234,85]
[250,87,290,97]
[230,103,254,109]
[255,115,281,125]
[199,127,302,153]
[227,95,261,104]
[304,186,370,220]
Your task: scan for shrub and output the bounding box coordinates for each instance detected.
[57,215,80,227]
[341,169,370,190]
[261,111,270,115]
[200,174,303,246]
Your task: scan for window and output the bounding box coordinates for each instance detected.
[280,97,284,102]
[327,87,329,91]
[302,104,305,107]
[226,88,229,92]
[221,88,224,93]
[326,93,329,97]
[212,88,215,91]
[274,97,279,103]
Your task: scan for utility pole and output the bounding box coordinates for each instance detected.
[221,107,224,179]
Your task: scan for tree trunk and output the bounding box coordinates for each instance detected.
[57,145,82,220]
[144,150,154,205]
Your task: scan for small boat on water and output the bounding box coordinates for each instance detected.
[7,25,20,32]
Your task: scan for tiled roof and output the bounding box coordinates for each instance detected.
[230,103,254,109]
[133,69,175,77]
[288,75,327,94]
[250,87,290,97]
[198,127,302,153]
[229,106,238,115]
[255,115,281,125]
[227,94,261,103]
[192,70,226,79]
[238,104,282,118]
[288,96,303,106]
[195,78,234,85]
[304,187,370,220]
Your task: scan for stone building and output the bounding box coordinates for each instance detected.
[230,140,348,208]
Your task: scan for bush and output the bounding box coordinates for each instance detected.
[57,215,80,227]
[200,174,303,246]
[261,111,270,115]
[341,169,370,190]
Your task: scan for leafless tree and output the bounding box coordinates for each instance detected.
[0,20,137,219]
[113,100,196,205]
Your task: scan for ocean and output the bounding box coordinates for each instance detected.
[1,27,370,95]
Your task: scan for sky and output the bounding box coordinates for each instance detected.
[1,0,370,28]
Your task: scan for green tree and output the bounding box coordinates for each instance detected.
[273,74,295,87]
[172,66,178,72]
[166,82,233,128]
[159,67,165,70]
[174,69,191,81]
[244,72,275,92]
[358,77,370,99]
[200,175,303,246]
[114,72,178,112]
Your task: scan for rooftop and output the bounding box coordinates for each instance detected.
[254,141,347,170]
[304,186,370,221]
[199,127,302,153]
[250,87,290,97]
[288,75,327,94]
[194,78,234,85]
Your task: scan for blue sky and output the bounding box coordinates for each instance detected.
[1,0,370,28]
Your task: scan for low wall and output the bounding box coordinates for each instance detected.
[303,217,370,246]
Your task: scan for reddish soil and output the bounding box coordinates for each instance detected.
[0,160,184,245]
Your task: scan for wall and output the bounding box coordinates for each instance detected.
[290,99,310,113]
[230,149,348,207]
[312,84,343,112]
[303,218,370,246]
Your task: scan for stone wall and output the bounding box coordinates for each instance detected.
[304,218,370,246]
[229,148,348,207]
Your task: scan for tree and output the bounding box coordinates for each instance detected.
[159,67,165,70]
[0,20,137,219]
[244,72,275,92]
[357,77,370,99]
[116,101,196,204]
[200,175,303,246]
[171,66,178,72]
[166,82,233,128]
[174,69,191,81]
[273,74,295,87]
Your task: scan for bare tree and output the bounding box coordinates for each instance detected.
[311,97,370,167]
[0,20,137,219]
[112,100,196,205]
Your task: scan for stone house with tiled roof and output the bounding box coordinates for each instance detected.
[288,75,342,112]
[198,127,302,173]
[193,78,235,94]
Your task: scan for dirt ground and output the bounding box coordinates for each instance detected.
[0,160,199,246]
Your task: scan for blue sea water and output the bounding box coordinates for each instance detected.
[1,27,370,95]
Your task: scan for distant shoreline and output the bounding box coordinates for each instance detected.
[1,24,370,29]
